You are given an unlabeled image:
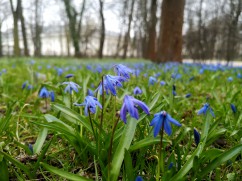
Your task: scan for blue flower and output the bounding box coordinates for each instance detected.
[185,93,191,98]
[230,104,236,114]
[237,73,242,79]
[56,68,63,76]
[87,89,94,96]
[193,128,200,146]
[168,162,174,170]
[197,103,215,117]
[172,85,176,96]
[27,85,33,90]
[22,81,27,89]
[49,91,55,102]
[149,76,157,85]
[113,64,133,79]
[95,75,126,96]
[227,77,233,82]
[74,96,102,116]
[39,87,49,98]
[135,176,143,181]
[65,74,74,78]
[62,81,81,94]
[150,111,181,137]
[133,86,142,95]
[28,144,33,155]
[120,95,150,123]
[160,81,166,86]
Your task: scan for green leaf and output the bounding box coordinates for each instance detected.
[41,162,92,181]
[33,138,53,174]
[44,114,74,133]
[0,158,9,181]
[52,103,92,132]
[129,137,170,152]
[0,151,32,179]
[148,92,161,111]
[171,142,205,181]
[201,148,224,162]
[110,118,137,181]
[124,149,134,181]
[33,128,48,154]
[200,144,242,177]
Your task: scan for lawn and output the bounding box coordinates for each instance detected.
[0,58,241,180]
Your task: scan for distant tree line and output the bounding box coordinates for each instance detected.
[0,0,241,62]
[184,0,241,62]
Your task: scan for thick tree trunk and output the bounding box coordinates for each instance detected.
[147,0,157,61]
[122,0,135,59]
[98,0,105,59]
[157,0,185,62]
[19,0,29,56]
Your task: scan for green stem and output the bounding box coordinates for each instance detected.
[88,108,96,142]
[45,98,48,111]
[108,116,120,181]
[70,92,73,109]
[98,75,105,155]
[157,120,165,181]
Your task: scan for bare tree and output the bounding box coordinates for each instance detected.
[9,0,20,56]
[62,0,86,57]
[19,0,29,56]
[147,0,157,61]
[98,0,105,59]
[0,1,10,57]
[225,0,241,62]
[122,0,135,59]
[157,0,186,62]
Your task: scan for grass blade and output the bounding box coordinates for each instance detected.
[41,162,92,181]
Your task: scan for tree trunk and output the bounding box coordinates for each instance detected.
[19,0,29,56]
[34,0,42,56]
[157,0,185,62]
[147,0,157,61]
[10,0,20,56]
[98,0,105,59]
[63,0,81,57]
[226,0,241,62]
[122,0,135,59]
[0,22,2,57]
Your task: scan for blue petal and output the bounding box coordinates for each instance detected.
[120,104,127,124]
[167,114,181,127]
[133,107,139,120]
[154,119,163,137]
[197,106,207,115]
[132,99,150,115]
[84,105,88,116]
[150,115,160,126]
[164,118,172,135]
[124,96,135,118]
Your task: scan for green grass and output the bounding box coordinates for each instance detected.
[0,57,241,180]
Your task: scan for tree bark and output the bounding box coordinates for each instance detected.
[19,0,29,56]
[10,0,20,56]
[98,0,105,59]
[0,22,2,57]
[147,0,157,61]
[226,0,241,62]
[63,0,82,57]
[122,0,135,59]
[157,0,185,62]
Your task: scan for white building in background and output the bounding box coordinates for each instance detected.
[2,24,135,57]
